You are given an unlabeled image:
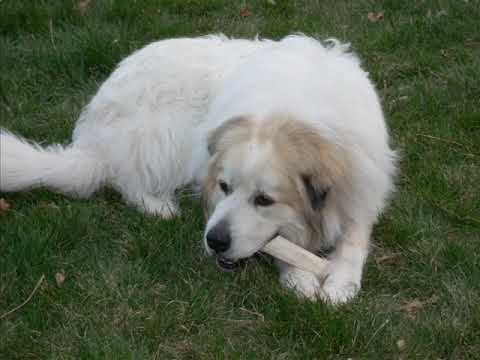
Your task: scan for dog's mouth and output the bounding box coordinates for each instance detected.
[214,233,280,272]
[216,256,239,271]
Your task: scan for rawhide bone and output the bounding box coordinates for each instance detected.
[262,235,329,276]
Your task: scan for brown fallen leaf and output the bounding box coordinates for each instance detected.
[368,11,384,22]
[78,0,92,15]
[401,299,424,319]
[400,295,439,319]
[0,198,11,215]
[55,272,66,286]
[240,7,252,18]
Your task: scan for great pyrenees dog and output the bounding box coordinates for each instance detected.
[0,35,396,304]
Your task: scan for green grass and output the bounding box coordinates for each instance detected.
[1,0,479,358]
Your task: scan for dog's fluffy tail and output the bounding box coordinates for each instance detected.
[0,129,106,197]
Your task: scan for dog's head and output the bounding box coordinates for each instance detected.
[202,114,346,269]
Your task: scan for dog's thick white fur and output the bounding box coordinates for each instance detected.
[0,35,396,304]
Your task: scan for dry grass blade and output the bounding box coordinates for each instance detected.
[375,253,402,265]
[0,275,46,320]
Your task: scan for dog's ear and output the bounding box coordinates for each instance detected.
[207,116,252,155]
[301,174,329,211]
[269,117,347,185]
[265,116,347,213]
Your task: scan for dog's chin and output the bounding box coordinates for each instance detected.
[213,250,251,272]
[204,243,242,272]
[216,256,240,271]
[212,249,257,272]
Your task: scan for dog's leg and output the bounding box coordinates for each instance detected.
[277,260,323,300]
[320,221,371,304]
[124,191,180,218]
[138,193,180,218]
[111,153,183,219]
[275,223,370,304]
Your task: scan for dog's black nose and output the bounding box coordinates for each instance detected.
[206,221,231,253]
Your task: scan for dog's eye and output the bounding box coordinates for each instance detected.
[254,193,275,207]
[218,180,231,195]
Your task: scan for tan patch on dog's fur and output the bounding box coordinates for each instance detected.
[203,116,254,216]
[202,153,220,217]
[207,116,253,155]
[256,114,347,187]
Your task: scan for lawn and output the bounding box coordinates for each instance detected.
[1,0,479,359]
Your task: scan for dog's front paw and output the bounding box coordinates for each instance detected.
[320,261,361,305]
[280,267,322,300]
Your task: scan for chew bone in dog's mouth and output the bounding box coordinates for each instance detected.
[215,233,279,272]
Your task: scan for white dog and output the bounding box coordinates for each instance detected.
[0,35,396,304]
